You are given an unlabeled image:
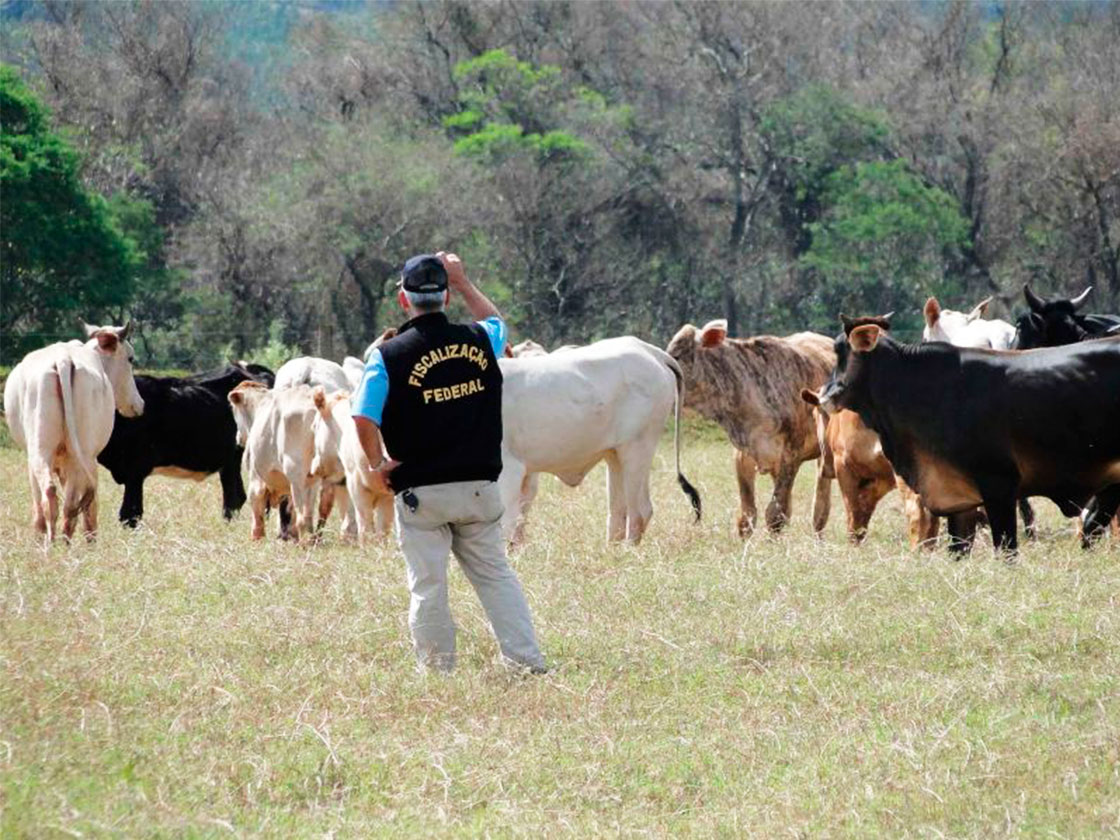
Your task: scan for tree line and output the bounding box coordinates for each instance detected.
[2,0,1118,367]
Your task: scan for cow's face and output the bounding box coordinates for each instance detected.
[821,317,889,413]
[83,321,144,418]
[923,296,990,345]
[666,320,728,406]
[228,381,270,447]
[510,340,548,358]
[1018,284,1094,348]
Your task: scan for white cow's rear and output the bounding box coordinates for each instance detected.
[229,381,321,541]
[498,336,699,544]
[310,388,394,542]
[4,323,144,543]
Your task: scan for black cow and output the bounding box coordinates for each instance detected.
[1015,285,1120,349]
[97,362,275,526]
[820,327,1120,553]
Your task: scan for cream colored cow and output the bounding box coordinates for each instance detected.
[310,388,394,543]
[4,323,144,542]
[228,381,321,541]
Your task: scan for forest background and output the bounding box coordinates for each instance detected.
[2,0,1118,368]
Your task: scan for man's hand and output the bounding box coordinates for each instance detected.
[435,250,502,321]
[437,251,469,293]
[368,458,401,494]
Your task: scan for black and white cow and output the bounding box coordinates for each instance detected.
[97,362,275,526]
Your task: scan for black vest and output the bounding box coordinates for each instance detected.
[378,312,504,491]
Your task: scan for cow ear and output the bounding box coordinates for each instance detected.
[967,297,992,321]
[95,331,119,352]
[849,324,881,353]
[698,319,728,348]
[312,386,329,416]
[229,390,243,406]
[800,388,820,406]
[1024,284,1045,313]
[923,297,941,327]
[503,344,514,358]
[1070,286,1092,310]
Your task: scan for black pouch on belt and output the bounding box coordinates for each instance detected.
[402,489,419,513]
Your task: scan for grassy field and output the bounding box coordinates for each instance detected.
[1,420,1117,837]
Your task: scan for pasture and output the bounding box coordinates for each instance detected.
[1,419,1118,837]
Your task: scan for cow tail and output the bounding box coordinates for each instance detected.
[663,354,702,522]
[57,357,95,486]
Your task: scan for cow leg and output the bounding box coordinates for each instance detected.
[82,490,98,542]
[977,488,1018,555]
[735,450,758,538]
[605,451,627,542]
[515,472,541,545]
[61,470,94,542]
[219,459,247,520]
[618,438,657,544]
[334,483,357,539]
[349,479,375,544]
[1082,485,1120,548]
[277,496,293,540]
[811,458,832,536]
[765,462,798,534]
[1018,498,1037,541]
[837,470,864,544]
[316,484,335,532]
[945,510,981,557]
[119,479,143,528]
[497,456,528,546]
[374,494,394,538]
[287,478,316,542]
[897,478,939,549]
[27,457,53,539]
[249,480,268,540]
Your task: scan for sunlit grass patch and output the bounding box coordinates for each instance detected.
[1,426,1117,836]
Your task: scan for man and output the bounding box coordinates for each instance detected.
[352,251,546,674]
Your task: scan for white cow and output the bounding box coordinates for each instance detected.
[274,356,350,393]
[497,336,700,544]
[342,356,365,391]
[228,381,321,541]
[4,323,144,542]
[310,388,394,542]
[923,296,1016,349]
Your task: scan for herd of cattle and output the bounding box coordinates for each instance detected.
[4,284,1119,555]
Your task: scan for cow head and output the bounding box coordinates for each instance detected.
[510,339,548,358]
[923,296,997,346]
[227,380,271,447]
[665,320,730,410]
[1015,284,1093,348]
[82,320,144,418]
[820,316,891,414]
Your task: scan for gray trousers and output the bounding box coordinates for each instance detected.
[395,480,545,672]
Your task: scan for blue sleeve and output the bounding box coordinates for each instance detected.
[351,349,389,425]
[477,316,508,359]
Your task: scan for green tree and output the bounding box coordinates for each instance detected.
[0,65,139,361]
[801,159,971,334]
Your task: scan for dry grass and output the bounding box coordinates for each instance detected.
[1,420,1118,837]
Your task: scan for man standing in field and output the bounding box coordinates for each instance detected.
[351,252,546,674]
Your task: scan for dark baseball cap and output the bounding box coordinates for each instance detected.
[400,254,448,293]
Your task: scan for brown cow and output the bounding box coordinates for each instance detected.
[804,394,939,547]
[667,319,833,537]
[800,314,939,547]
